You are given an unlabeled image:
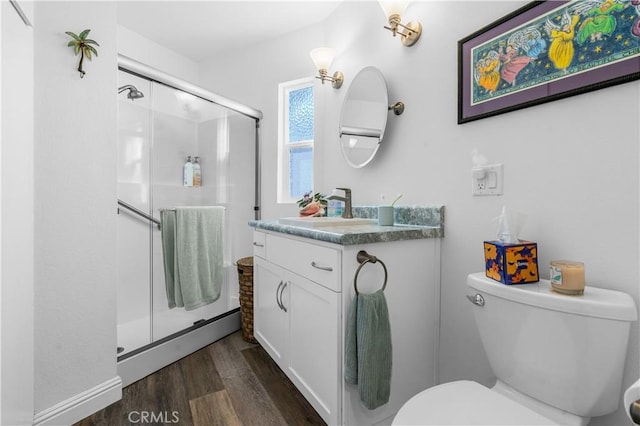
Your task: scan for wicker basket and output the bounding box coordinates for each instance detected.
[236,256,257,343]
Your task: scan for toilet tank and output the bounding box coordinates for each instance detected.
[467,273,637,418]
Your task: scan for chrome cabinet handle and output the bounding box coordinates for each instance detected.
[253,242,264,247]
[466,294,485,307]
[631,400,640,425]
[280,282,288,312]
[275,280,288,312]
[311,261,333,272]
[275,281,283,310]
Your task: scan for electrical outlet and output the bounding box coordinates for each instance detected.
[472,164,503,196]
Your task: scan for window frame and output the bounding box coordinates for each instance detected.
[277,77,315,204]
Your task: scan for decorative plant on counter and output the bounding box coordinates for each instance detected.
[66,29,99,78]
[297,191,327,217]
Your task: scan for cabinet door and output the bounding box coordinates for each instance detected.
[287,275,341,426]
[253,257,288,365]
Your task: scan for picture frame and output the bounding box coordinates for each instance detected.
[458,0,640,124]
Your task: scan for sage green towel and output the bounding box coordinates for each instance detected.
[161,206,224,311]
[345,290,392,410]
[160,210,177,304]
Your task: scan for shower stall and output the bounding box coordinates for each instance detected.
[116,56,261,386]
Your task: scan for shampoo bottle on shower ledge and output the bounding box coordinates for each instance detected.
[183,156,193,187]
[193,156,201,187]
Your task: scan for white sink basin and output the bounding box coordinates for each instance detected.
[278,216,376,229]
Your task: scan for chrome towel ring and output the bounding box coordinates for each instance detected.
[354,250,388,295]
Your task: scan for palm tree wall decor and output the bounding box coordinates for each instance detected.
[66,29,99,78]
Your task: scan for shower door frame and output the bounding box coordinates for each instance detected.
[116,55,263,386]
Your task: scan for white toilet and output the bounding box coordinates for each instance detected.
[393,272,638,425]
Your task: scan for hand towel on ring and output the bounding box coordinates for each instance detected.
[345,289,392,410]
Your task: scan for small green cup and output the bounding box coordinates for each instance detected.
[378,206,394,226]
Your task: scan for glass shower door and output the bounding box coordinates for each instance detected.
[149,83,234,340]
[118,70,257,357]
[117,72,153,354]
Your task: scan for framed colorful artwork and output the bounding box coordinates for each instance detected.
[458,0,640,124]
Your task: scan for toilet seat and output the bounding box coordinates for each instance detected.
[392,380,557,425]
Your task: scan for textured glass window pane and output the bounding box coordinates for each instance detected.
[289,146,313,198]
[288,87,314,143]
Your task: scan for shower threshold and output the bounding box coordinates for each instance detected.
[117,308,240,387]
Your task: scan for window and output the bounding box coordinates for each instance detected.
[278,78,315,204]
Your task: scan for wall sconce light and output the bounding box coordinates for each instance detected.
[309,47,344,89]
[378,0,422,47]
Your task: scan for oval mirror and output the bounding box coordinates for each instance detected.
[338,66,389,168]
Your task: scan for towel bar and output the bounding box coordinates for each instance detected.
[117,199,161,230]
[160,206,227,212]
[353,250,388,295]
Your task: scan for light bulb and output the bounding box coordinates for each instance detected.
[309,47,335,72]
[378,0,409,18]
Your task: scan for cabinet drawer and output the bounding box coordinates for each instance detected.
[266,234,340,292]
[252,231,266,258]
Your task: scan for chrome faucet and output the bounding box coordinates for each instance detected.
[326,187,353,219]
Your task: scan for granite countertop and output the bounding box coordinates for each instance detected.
[249,205,444,246]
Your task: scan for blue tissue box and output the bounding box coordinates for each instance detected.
[484,240,539,284]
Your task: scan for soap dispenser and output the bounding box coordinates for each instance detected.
[183,156,193,187]
[193,156,201,187]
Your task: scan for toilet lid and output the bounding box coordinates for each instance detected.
[392,380,557,425]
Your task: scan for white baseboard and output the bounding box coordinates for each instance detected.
[33,376,122,426]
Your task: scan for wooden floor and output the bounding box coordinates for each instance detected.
[74,331,326,426]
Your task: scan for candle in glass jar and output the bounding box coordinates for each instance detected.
[550,260,585,295]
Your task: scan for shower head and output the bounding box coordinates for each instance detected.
[118,85,145,100]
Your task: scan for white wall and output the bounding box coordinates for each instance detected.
[199,2,639,425]
[33,2,120,424]
[1,1,34,424]
[118,25,198,83]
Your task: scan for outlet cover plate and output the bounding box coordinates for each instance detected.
[472,163,503,196]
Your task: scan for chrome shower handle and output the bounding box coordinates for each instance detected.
[466,294,485,307]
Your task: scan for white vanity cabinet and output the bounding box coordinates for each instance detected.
[254,233,341,425]
[252,228,441,426]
